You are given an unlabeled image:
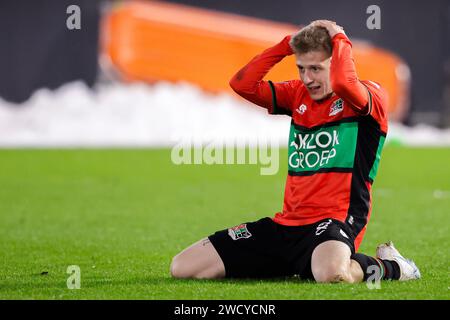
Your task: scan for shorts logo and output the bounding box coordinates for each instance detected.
[315,219,332,235]
[228,224,252,240]
[348,215,354,225]
[329,98,344,116]
[340,229,349,239]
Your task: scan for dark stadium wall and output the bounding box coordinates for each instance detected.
[0,0,100,104]
[165,0,450,127]
[443,1,450,127]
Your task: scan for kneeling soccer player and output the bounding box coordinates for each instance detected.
[170,20,420,283]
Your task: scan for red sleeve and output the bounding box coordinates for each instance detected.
[229,35,295,115]
[330,33,370,115]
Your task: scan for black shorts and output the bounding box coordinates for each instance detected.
[208,217,355,280]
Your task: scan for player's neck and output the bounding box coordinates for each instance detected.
[314,92,335,104]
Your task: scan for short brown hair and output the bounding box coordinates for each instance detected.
[289,25,332,56]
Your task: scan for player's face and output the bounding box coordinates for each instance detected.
[295,50,332,101]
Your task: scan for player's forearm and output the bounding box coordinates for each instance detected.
[330,34,369,112]
[229,35,293,105]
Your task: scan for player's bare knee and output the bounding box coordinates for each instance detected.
[313,265,350,283]
[170,254,189,279]
[313,270,346,283]
[170,253,218,279]
[193,267,220,279]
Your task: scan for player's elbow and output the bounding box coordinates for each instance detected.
[229,75,244,94]
[229,76,239,92]
[229,71,256,96]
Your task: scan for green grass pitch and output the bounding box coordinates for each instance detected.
[0,147,448,299]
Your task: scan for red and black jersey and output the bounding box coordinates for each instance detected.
[230,33,388,251]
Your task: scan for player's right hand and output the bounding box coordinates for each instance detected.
[310,20,346,38]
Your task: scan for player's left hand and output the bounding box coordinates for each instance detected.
[311,20,346,38]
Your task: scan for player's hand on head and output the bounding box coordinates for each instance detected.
[310,19,346,38]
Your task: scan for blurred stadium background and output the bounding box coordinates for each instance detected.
[0,0,449,146]
[0,0,449,300]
